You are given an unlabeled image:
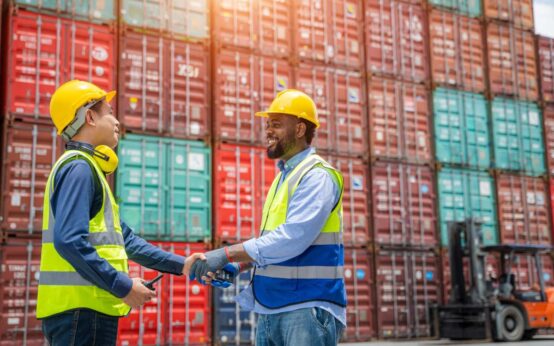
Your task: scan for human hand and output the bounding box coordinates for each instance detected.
[122,278,156,309]
[183,253,206,276]
[189,248,230,282]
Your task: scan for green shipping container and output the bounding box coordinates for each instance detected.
[428,0,482,17]
[116,134,211,242]
[15,0,115,21]
[121,0,208,39]
[434,88,490,169]
[491,98,545,176]
[438,168,498,245]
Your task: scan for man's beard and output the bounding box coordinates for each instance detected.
[267,140,285,159]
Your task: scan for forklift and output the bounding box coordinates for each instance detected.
[432,219,554,341]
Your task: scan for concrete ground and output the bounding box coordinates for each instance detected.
[339,336,554,345]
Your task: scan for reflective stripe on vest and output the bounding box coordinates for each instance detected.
[253,154,347,309]
[36,150,130,319]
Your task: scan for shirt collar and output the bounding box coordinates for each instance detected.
[66,141,95,152]
[277,147,316,173]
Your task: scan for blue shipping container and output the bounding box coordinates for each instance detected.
[438,168,498,245]
[491,98,546,176]
[213,272,258,345]
[15,0,115,21]
[428,0,482,17]
[116,134,211,241]
[434,88,490,169]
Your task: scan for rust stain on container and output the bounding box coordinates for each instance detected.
[365,0,428,83]
[538,36,554,103]
[496,174,551,246]
[368,77,431,163]
[487,23,538,101]
[544,105,554,176]
[484,0,534,31]
[371,162,437,248]
[429,10,485,93]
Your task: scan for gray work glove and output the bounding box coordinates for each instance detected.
[189,247,229,282]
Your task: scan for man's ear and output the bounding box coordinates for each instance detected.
[85,109,96,126]
[296,121,306,138]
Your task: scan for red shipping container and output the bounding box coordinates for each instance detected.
[118,32,210,138]
[365,0,428,83]
[484,0,534,31]
[213,0,291,57]
[295,0,364,68]
[0,240,43,346]
[342,248,375,342]
[5,9,115,121]
[325,156,370,247]
[538,36,554,103]
[371,162,437,247]
[368,78,431,163]
[1,121,63,232]
[496,174,551,246]
[213,50,292,145]
[213,144,277,243]
[429,10,485,93]
[117,242,211,346]
[487,23,538,101]
[296,63,366,156]
[375,249,440,339]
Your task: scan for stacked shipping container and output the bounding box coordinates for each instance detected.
[1,0,554,344]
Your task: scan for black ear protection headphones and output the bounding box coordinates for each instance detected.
[66,142,119,175]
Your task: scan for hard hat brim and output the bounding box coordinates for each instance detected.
[255,111,320,128]
[105,90,116,103]
[255,111,269,118]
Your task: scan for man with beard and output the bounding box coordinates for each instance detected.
[184,89,346,345]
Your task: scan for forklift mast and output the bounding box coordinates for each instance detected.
[447,219,488,305]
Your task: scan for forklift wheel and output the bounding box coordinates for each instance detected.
[497,305,525,341]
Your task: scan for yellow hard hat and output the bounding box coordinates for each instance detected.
[255,89,319,128]
[50,80,116,136]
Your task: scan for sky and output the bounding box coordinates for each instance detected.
[535,0,554,38]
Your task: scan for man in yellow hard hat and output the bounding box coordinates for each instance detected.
[37,80,190,346]
[184,89,347,345]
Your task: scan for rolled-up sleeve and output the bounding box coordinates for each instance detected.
[243,167,339,267]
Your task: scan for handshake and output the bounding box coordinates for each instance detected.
[183,247,245,288]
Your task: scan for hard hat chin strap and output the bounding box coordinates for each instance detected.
[61,98,104,142]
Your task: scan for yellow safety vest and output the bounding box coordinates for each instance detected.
[252,154,347,308]
[36,150,130,318]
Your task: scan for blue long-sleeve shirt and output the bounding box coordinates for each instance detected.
[50,142,185,298]
[237,147,347,326]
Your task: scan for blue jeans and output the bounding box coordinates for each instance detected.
[256,307,344,346]
[41,309,119,346]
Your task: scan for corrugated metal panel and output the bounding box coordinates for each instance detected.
[365,0,428,83]
[428,0,482,17]
[438,168,498,246]
[371,162,437,248]
[429,10,485,93]
[213,271,257,345]
[213,50,292,145]
[118,32,210,138]
[5,9,115,121]
[116,134,211,241]
[325,156,370,247]
[295,0,363,68]
[117,242,211,346]
[484,0,534,30]
[342,248,375,342]
[487,23,538,101]
[491,98,545,175]
[14,0,115,21]
[0,240,43,346]
[120,0,209,39]
[213,0,290,57]
[213,144,276,244]
[538,36,554,103]
[433,88,490,169]
[375,249,440,339]
[368,78,431,163]
[1,121,62,232]
[496,174,551,246]
[544,105,554,175]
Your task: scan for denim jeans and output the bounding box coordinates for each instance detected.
[42,309,119,346]
[256,307,344,346]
